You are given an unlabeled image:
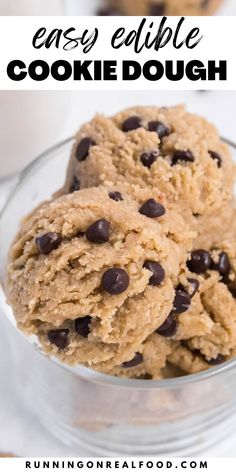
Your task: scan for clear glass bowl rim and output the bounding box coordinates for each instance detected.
[1,135,236,391]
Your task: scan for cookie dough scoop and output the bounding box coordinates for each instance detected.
[7,186,192,375]
[63,105,235,248]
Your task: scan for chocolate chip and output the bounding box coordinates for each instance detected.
[173,290,191,315]
[188,278,200,297]
[205,354,225,366]
[139,199,166,218]
[122,116,142,132]
[229,287,236,298]
[35,232,62,255]
[75,137,95,162]
[143,261,165,286]
[172,150,195,166]
[122,352,143,368]
[69,176,80,193]
[156,313,178,337]
[148,120,171,139]
[48,329,69,349]
[109,191,123,201]
[86,219,110,244]
[227,284,236,299]
[179,278,199,298]
[75,316,92,338]
[208,151,222,168]
[149,3,166,15]
[76,232,85,239]
[101,268,129,295]
[140,151,159,169]
[187,249,211,274]
[211,251,230,276]
[222,274,236,297]
[97,7,119,15]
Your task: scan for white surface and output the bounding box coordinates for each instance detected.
[1,90,236,457]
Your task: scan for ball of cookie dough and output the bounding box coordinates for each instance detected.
[103,0,223,16]
[110,333,172,380]
[63,105,235,246]
[7,187,191,374]
[166,239,236,375]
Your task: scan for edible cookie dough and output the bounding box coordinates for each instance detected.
[8,191,236,378]
[7,104,236,380]
[112,237,236,378]
[168,239,236,375]
[103,0,223,15]
[8,187,192,375]
[0,455,15,458]
[64,105,236,248]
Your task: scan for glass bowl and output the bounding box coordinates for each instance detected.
[1,137,236,456]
